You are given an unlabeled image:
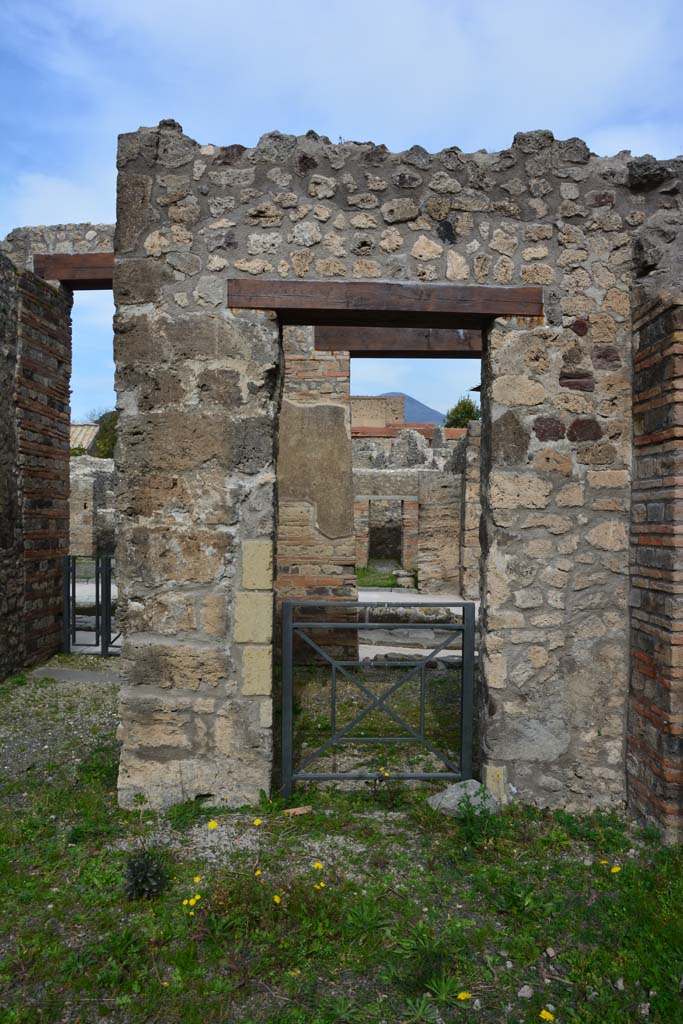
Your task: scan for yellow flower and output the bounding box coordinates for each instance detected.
[457,992,472,1001]
[319,881,325,888]
[273,894,282,905]
[161,981,169,987]
[378,766,385,773]
[312,861,323,870]
[254,869,262,877]
[182,899,188,906]
[383,771,390,778]
[253,818,263,827]
[539,1012,555,1022]
[189,910,194,916]
[599,858,609,865]
[189,898,196,906]
[193,875,201,883]
[611,865,621,874]
[194,894,201,900]
[207,819,218,830]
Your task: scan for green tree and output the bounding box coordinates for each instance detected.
[89,409,119,458]
[444,395,480,428]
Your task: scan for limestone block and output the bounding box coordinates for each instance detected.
[587,519,628,552]
[242,645,273,695]
[242,539,273,590]
[234,591,273,643]
[489,471,552,510]
[492,375,545,406]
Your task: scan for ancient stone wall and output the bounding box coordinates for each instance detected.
[0,256,24,679]
[69,456,117,556]
[628,294,683,841]
[112,119,683,822]
[1,224,114,272]
[350,395,404,427]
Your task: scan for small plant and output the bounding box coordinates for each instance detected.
[457,788,506,848]
[124,850,169,900]
[426,972,464,1006]
[403,993,440,1023]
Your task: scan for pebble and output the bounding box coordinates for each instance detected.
[517,985,534,999]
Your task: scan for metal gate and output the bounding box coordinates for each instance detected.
[62,555,120,656]
[281,600,476,797]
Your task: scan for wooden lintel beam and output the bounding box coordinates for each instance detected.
[33,253,114,290]
[228,279,543,328]
[315,326,482,359]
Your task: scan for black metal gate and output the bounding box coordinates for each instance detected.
[62,555,120,656]
[281,600,476,797]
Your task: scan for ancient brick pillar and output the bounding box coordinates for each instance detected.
[400,499,419,570]
[628,295,683,842]
[459,421,482,600]
[353,498,370,568]
[275,326,357,607]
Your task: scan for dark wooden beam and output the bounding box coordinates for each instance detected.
[228,279,543,328]
[315,326,482,359]
[33,253,114,290]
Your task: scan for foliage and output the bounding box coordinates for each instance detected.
[2,673,683,1023]
[92,409,119,458]
[124,851,170,900]
[444,395,480,428]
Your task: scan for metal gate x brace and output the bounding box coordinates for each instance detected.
[281,600,476,797]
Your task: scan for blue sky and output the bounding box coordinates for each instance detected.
[1,0,682,420]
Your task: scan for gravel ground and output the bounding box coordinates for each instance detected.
[0,669,121,781]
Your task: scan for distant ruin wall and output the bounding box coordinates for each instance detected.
[351,395,404,427]
[1,224,114,272]
[69,456,117,557]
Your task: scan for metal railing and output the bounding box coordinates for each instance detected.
[281,600,476,797]
[62,555,120,656]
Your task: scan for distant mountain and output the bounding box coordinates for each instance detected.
[381,392,446,426]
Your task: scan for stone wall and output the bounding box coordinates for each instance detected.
[0,253,72,677]
[69,456,117,556]
[351,395,404,427]
[112,119,683,824]
[628,294,683,842]
[1,224,114,272]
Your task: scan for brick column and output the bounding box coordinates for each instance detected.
[628,295,683,842]
[459,421,482,600]
[276,326,357,606]
[400,499,419,570]
[354,498,370,568]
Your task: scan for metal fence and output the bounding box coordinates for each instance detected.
[281,599,476,797]
[62,555,120,656]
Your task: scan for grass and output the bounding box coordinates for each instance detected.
[355,564,398,588]
[1,669,682,1024]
